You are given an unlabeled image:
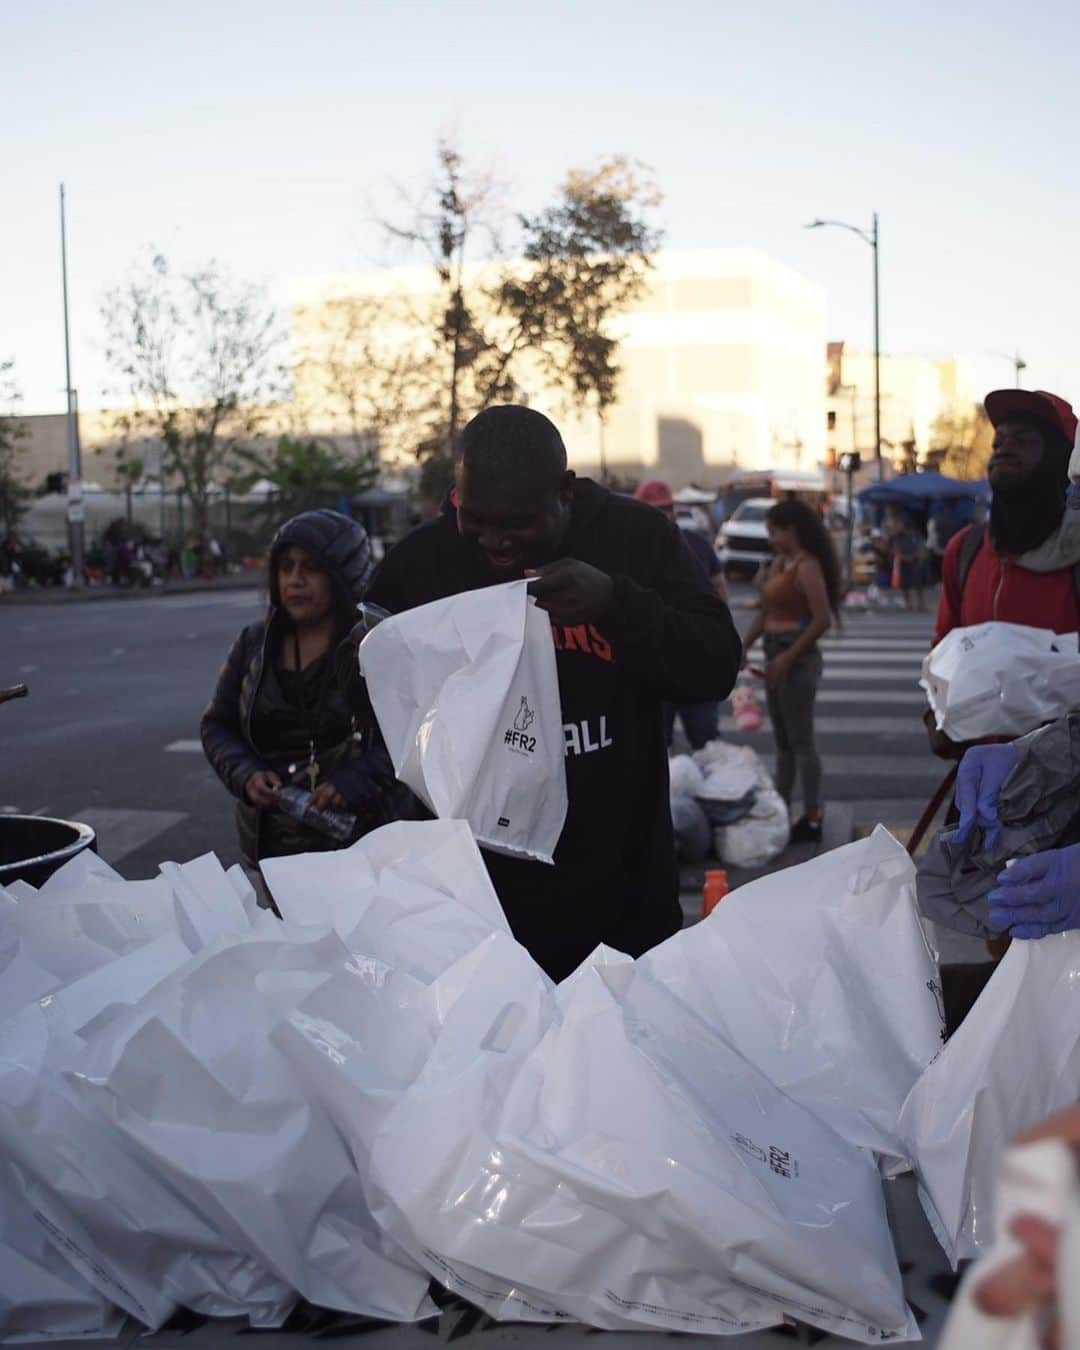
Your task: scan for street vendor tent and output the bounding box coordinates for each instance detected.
[858,472,990,508]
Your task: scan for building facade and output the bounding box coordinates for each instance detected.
[825,341,977,473]
[290,248,828,487]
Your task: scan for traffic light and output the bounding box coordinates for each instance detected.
[837,452,862,475]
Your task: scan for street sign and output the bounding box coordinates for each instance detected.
[838,451,862,475]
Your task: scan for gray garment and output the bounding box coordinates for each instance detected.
[1015,503,1080,573]
[916,714,1080,937]
[763,632,824,813]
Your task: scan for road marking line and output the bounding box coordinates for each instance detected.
[70,807,187,864]
[722,715,919,736]
[165,739,203,752]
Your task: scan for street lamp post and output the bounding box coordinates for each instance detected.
[807,213,882,480]
[59,184,86,587]
[989,350,1027,388]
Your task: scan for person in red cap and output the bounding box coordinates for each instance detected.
[634,480,729,748]
[933,389,1080,648]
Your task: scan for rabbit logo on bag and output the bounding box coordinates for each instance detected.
[504,695,537,755]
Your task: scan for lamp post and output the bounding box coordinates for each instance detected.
[59,184,86,586]
[807,213,882,480]
[989,350,1027,388]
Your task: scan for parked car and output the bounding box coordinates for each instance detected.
[717,498,774,578]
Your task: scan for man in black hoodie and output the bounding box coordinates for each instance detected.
[366,406,742,980]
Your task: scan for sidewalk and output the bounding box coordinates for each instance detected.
[0,571,264,606]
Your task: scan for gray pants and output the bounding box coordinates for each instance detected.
[764,633,823,813]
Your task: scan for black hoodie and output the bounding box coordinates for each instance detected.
[366,479,742,980]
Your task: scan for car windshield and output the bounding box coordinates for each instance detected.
[732,503,769,524]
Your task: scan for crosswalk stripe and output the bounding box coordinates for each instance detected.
[165,739,203,752]
[819,670,924,685]
[722,715,918,736]
[815,689,925,705]
[71,807,187,864]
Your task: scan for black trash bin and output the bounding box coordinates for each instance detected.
[0,815,97,888]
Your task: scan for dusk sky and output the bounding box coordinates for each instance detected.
[4,0,1077,415]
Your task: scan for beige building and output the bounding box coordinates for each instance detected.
[825,342,977,472]
[291,249,828,487]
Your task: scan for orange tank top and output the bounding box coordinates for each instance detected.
[762,557,812,626]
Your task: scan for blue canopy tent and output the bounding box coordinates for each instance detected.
[857,473,990,508]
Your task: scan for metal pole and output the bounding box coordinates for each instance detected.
[59,185,85,587]
[845,464,855,589]
[872,211,882,482]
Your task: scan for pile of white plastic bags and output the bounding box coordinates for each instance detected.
[4,819,1080,1344]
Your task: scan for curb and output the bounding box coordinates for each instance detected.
[1,576,265,607]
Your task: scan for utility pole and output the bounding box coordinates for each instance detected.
[807,212,883,480]
[59,184,85,587]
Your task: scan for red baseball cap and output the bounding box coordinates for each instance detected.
[635,480,675,509]
[984,389,1078,445]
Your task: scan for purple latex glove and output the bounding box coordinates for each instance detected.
[954,742,1019,851]
[987,843,1080,939]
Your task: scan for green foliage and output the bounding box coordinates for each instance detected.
[0,361,31,536]
[381,144,664,490]
[236,434,377,523]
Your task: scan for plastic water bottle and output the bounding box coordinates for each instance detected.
[702,869,730,919]
[277,787,357,843]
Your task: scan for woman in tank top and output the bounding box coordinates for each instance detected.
[741,500,842,843]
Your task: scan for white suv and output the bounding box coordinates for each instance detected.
[718,498,774,578]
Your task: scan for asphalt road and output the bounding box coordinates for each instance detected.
[3,584,946,882]
[3,588,267,878]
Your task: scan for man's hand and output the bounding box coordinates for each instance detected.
[987,842,1080,939]
[954,743,1019,850]
[245,770,282,808]
[525,560,614,626]
[310,782,348,814]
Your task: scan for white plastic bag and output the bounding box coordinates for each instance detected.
[368,942,917,1343]
[900,932,1080,1264]
[0,1170,124,1344]
[644,827,943,1165]
[693,740,765,802]
[714,787,789,867]
[668,753,705,799]
[359,580,568,863]
[76,928,433,1322]
[922,621,1080,741]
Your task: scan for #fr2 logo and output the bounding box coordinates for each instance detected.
[505,696,537,753]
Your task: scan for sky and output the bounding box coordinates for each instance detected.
[3,0,1078,417]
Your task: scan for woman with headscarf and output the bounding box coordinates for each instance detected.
[201,509,398,882]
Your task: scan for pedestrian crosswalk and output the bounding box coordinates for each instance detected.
[735,609,945,838]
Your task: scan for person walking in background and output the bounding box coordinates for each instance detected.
[740,499,841,843]
[634,479,728,749]
[201,509,399,890]
[892,513,926,611]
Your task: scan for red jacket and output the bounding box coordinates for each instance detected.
[934,525,1080,646]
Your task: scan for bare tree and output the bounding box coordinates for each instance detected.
[931,406,994,480]
[375,143,663,495]
[0,360,30,536]
[102,252,287,552]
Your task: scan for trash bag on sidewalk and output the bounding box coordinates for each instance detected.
[643,827,943,1165]
[921,621,1080,742]
[899,932,1080,1265]
[359,580,568,864]
[714,787,789,867]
